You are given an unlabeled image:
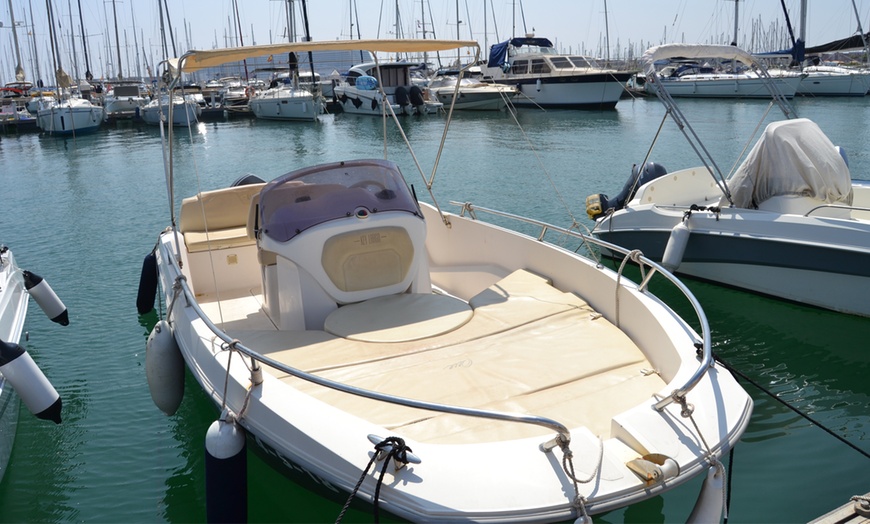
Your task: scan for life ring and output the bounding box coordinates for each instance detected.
[245,86,254,98]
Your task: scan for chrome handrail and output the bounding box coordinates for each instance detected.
[448,201,713,410]
[158,240,572,446]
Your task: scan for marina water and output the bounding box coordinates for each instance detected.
[1,96,868,522]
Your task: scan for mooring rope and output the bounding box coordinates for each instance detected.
[335,436,414,524]
[713,352,870,461]
[554,435,603,523]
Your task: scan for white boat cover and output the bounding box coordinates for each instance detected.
[641,44,757,75]
[726,118,853,208]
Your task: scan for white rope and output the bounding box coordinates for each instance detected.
[614,249,644,328]
[559,436,604,523]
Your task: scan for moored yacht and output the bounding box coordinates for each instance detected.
[480,35,632,109]
[333,62,441,115]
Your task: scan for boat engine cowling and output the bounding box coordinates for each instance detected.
[409,85,425,108]
[586,162,668,219]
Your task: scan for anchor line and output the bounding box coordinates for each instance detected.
[712,352,870,461]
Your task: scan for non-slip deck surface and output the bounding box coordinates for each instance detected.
[201,269,666,443]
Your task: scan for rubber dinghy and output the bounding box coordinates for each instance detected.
[140,39,753,523]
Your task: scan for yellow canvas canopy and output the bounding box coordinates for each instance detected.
[178,39,480,72]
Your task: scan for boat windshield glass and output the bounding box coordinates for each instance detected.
[569,56,598,68]
[259,159,422,242]
[550,57,573,69]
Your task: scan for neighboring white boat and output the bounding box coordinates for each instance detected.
[428,72,517,110]
[795,65,870,96]
[35,95,104,135]
[103,82,151,116]
[642,45,805,99]
[141,39,753,523]
[140,94,201,126]
[480,35,632,109]
[249,76,322,121]
[587,43,870,317]
[333,62,442,116]
[0,245,67,483]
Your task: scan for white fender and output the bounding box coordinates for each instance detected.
[536,78,542,92]
[687,464,725,523]
[145,320,185,416]
[662,221,690,271]
[22,271,69,326]
[0,340,62,424]
[205,416,247,522]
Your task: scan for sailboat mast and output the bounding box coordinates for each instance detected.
[850,0,870,63]
[44,0,61,90]
[300,0,316,84]
[604,0,610,66]
[6,0,24,80]
[162,0,177,58]
[731,0,739,46]
[75,0,91,80]
[28,0,43,85]
[231,0,249,80]
[157,0,168,62]
[67,0,79,80]
[131,2,141,78]
[111,0,122,78]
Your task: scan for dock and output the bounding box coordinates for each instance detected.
[810,493,870,524]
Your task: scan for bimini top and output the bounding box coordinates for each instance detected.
[727,118,853,208]
[641,44,758,76]
[258,159,422,243]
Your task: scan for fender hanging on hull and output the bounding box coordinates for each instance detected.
[22,271,69,326]
[0,339,62,424]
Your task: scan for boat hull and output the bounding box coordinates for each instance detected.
[333,86,441,115]
[595,182,870,317]
[249,92,320,121]
[797,70,870,97]
[153,194,752,521]
[140,99,201,126]
[36,103,104,135]
[0,248,29,484]
[648,75,803,98]
[495,72,633,109]
[431,87,513,110]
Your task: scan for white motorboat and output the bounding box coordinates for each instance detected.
[333,61,442,116]
[480,35,632,109]
[249,76,322,122]
[35,95,104,135]
[642,45,805,99]
[587,44,870,317]
[0,245,68,483]
[103,82,151,116]
[140,94,201,126]
[428,71,516,110]
[141,39,752,523]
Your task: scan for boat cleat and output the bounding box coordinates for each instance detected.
[626,453,680,486]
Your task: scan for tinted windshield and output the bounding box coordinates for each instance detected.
[259,159,422,242]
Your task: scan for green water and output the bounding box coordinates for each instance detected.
[0,97,868,522]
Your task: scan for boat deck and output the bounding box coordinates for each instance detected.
[200,269,666,445]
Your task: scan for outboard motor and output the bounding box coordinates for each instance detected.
[409,85,425,111]
[586,162,668,219]
[394,86,410,110]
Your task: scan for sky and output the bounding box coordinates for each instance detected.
[3,0,870,83]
